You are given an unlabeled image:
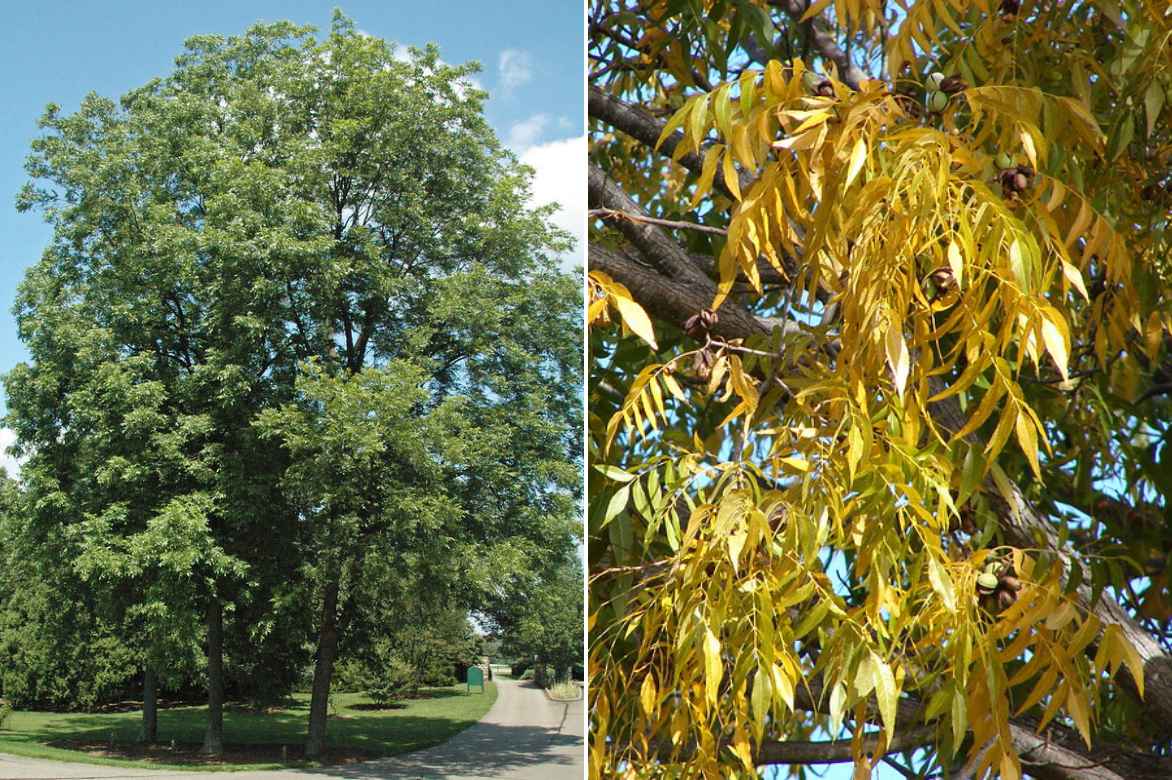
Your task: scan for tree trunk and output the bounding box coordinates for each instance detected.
[305,579,341,759]
[142,666,157,744]
[201,598,225,756]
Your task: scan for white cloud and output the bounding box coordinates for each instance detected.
[0,428,21,479]
[498,49,533,92]
[521,136,587,271]
[507,113,551,150]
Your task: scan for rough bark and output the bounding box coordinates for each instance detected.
[201,598,224,755]
[304,579,341,758]
[142,666,157,745]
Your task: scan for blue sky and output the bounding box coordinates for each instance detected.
[0,0,585,432]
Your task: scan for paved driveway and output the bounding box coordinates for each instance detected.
[0,676,584,780]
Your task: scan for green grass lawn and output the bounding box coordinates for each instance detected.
[0,683,497,772]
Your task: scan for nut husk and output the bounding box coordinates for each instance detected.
[939,76,968,95]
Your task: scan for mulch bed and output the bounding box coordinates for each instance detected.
[47,740,379,766]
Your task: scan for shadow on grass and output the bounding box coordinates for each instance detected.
[0,685,498,770]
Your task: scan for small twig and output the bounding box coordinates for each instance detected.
[590,208,728,236]
[707,336,784,358]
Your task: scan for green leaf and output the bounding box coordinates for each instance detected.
[604,484,631,527]
[1145,80,1166,138]
[595,465,636,483]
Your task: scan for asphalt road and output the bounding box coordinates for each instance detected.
[0,677,584,780]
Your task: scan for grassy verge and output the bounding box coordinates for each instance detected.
[0,683,497,772]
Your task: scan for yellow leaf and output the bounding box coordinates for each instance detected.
[779,455,811,472]
[1041,311,1070,379]
[1044,600,1076,631]
[885,320,910,400]
[1062,260,1089,300]
[927,555,957,612]
[828,681,848,735]
[611,291,658,350]
[1008,238,1027,288]
[722,150,741,201]
[690,144,722,207]
[732,726,753,770]
[689,93,710,152]
[1019,127,1038,169]
[727,530,747,573]
[640,672,658,716]
[1117,634,1146,699]
[853,653,876,699]
[751,667,771,738]
[871,654,899,737]
[771,663,795,712]
[947,241,963,288]
[845,137,867,190]
[1015,413,1042,480]
[1001,752,1022,780]
[704,627,723,705]
[1065,682,1093,748]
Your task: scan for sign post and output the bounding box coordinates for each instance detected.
[467,666,485,694]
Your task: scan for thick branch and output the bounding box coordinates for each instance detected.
[589,164,712,287]
[756,726,936,765]
[773,0,868,89]
[590,243,765,341]
[588,86,754,197]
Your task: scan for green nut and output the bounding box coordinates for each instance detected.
[996,152,1014,170]
[929,91,949,112]
[977,572,1000,590]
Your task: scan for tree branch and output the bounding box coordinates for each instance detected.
[772,0,868,89]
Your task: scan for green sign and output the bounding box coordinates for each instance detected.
[467,666,485,693]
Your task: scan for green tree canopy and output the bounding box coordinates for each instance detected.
[8,11,581,757]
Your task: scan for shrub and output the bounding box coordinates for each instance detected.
[367,656,416,706]
[547,681,579,701]
[511,660,529,678]
[0,700,12,729]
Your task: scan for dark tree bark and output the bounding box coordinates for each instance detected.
[305,579,341,758]
[142,666,157,745]
[201,598,225,756]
